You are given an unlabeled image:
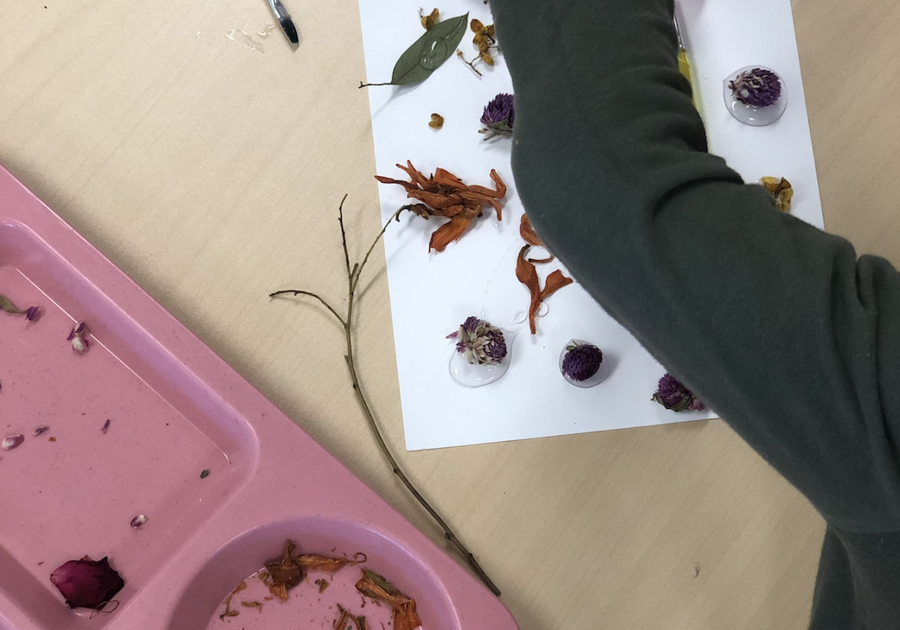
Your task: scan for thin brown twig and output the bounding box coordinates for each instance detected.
[270,198,501,597]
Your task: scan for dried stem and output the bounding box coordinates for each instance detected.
[270,198,501,596]
[359,81,393,89]
[456,50,483,77]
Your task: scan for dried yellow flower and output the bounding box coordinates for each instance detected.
[428,113,444,129]
[761,176,794,212]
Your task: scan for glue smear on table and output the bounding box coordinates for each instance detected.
[207,566,395,629]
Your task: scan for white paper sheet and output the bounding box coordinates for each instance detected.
[358,0,823,450]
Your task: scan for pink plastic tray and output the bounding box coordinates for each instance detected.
[0,163,519,630]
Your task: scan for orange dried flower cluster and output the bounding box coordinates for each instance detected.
[516,214,573,334]
[471,19,497,65]
[375,161,507,252]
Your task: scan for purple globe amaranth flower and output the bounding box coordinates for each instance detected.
[449,316,507,366]
[729,68,782,107]
[50,556,125,609]
[479,93,515,140]
[562,343,603,382]
[652,372,705,412]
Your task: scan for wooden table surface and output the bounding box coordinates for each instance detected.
[2,1,898,627]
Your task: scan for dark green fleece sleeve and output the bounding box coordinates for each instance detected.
[490,0,900,536]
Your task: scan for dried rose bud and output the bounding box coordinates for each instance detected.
[562,343,603,382]
[50,556,125,609]
[652,373,705,412]
[449,316,507,366]
[2,434,24,450]
[479,93,514,140]
[729,68,782,107]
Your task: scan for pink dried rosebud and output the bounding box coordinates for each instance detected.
[50,556,124,609]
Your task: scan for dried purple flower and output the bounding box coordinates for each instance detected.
[479,93,514,140]
[24,305,39,321]
[33,426,50,437]
[729,68,782,107]
[562,343,603,382]
[652,373,705,412]
[50,556,125,609]
[68,322,89,353]
[449,316,507,366]
[2,434,24,450]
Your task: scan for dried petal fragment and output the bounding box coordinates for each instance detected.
[264,540,304,601]
[516,246,542,335]
[519,214,544,247]
[419,7,439,29]
[761,176,794,212]
[50,556,125,609]
[540,270,574,301]
[2,434,24,450]
[33,426,50,437]
[429,216,472,253]
[298,554,360,573]
[355,570,422,630]
[516,248,574,335]
[428,113,444,129]
[130,514,146,528]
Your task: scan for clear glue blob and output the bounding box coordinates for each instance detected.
[558,339,611,388]
[723,65,788,127]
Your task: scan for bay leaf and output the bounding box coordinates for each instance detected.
[364,13,468,87]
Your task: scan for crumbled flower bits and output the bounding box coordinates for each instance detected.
[68,322,89,353]
[520,214,553,263]
[723,65,787,126]
[130,514,147,528]
[516,246,573,335]
[33,426,50,437]
[2,434,24,450]
[652,372,706,412]
[200,468,210,478]
[50,556,124,610]
[447,316,513,387]
[375,161,507,252]
[428,113,444,129]
[761,176,794,212]
[560,341,609,388]
[101,419,110,434]
[479,93,514,140]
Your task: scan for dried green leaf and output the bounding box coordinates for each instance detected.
[364,13,468,87]
[0,295,23,315]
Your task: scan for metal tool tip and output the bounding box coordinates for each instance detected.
[280,17,299,44]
